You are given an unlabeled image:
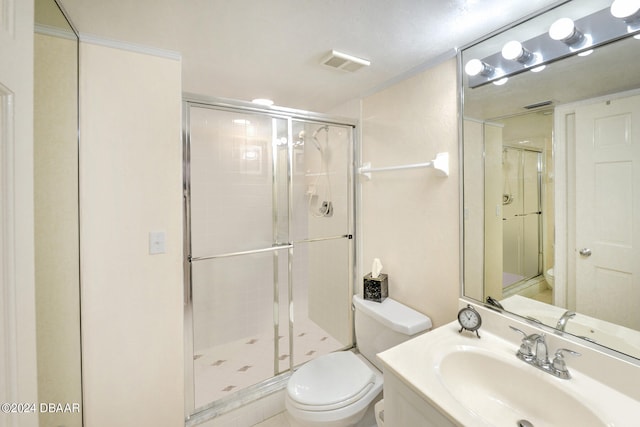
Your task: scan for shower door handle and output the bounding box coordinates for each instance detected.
[579,248,592,257]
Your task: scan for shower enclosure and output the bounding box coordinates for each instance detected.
[502,147,542,289]
[183,98,355,420]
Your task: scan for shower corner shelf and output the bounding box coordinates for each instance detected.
[358,152,449,180]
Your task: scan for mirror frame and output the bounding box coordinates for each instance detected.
[34,0,83,424]
[456,0,640,365]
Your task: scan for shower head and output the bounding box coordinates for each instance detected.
[312,125,329,139]
[311,125,329,152]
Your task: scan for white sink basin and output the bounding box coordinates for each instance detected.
[438,350,604,426]
[377,320,640,427]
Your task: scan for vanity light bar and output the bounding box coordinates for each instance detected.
[467,4,640,88]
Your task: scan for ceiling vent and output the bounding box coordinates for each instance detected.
[524,100,553,110]
[321,50,371,72]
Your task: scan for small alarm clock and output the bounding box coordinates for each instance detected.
[458,304,482,338]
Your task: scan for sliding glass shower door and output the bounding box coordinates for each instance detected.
[502,147,542,288]
[184,101,354,416]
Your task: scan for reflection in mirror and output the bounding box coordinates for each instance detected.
[34,0,81,425]
[461,0,640,360]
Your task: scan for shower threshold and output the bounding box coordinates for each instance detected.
[503,274,548,299]
[186,371,291,427]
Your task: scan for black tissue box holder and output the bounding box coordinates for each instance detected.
[363,273,388,303]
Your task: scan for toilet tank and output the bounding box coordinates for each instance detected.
[353,294,432,371]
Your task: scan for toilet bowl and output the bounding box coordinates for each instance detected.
[285,295,432,427]
[544,267,554,289]
[285,352,383,427]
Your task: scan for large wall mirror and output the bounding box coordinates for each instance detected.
[461,0,640,360]
[34,0,82,425]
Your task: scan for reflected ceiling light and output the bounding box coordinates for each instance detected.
[549,17,585,45]
[610,0,640,19]
[501,41,534,64]
[233,119,251,125]
[578,49,594,56]
[251,98,274,106]
[492,77,509,86]
[531,65,546,72]
[464,59,494,77]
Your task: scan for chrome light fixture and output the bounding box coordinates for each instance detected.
[466,1,640,89]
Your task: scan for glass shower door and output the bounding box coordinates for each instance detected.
[184,103,355,418]
[187,105,290,408]
[289,120,354,367]
[502,147,542,288]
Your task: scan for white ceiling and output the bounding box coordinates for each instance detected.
[58,0,562,112]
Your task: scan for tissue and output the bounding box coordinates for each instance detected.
[371,258,383,279]
[364,258,388,302]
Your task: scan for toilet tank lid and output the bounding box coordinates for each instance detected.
[353,294,432,335]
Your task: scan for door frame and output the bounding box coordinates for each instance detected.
[1,1,38,426]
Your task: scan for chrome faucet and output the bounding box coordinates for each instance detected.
[556,311,576,332]
[510,326,580,379]
[533,334,549,366]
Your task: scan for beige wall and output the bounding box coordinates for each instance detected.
[360,58,460,327]
[79,43,184,427]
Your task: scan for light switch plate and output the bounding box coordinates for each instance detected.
[149,231,166,255]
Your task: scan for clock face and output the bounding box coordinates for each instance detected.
[458,306,481,331]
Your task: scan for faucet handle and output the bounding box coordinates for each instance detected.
[509,325,527,338]
[552,348,581,378]
[509,326,535,358]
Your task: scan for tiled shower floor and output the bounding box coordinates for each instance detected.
[193,318,344,407]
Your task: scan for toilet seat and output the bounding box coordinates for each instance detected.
[287,352,376,411]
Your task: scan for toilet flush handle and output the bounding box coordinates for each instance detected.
[579,248,592,257]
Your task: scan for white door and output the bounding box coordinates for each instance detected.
[0,1,39,426]
[574,93,640,330]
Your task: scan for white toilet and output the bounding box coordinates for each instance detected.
[544,267,554,289]
[285,294,432,427]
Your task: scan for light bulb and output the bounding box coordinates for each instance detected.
[501,41,533,63]
[531,65,546,73]
[465,59,493,77]
[549,18,584,45]
[492,77,509,86]
[611,0,640,19]
[578,49,594,57]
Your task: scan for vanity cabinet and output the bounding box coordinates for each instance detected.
[383,370,458,427]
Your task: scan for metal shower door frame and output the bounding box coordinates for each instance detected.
[181,95,357,422]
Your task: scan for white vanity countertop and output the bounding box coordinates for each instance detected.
[377,306,640,427]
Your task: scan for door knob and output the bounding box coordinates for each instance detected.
[579,248,592,257]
